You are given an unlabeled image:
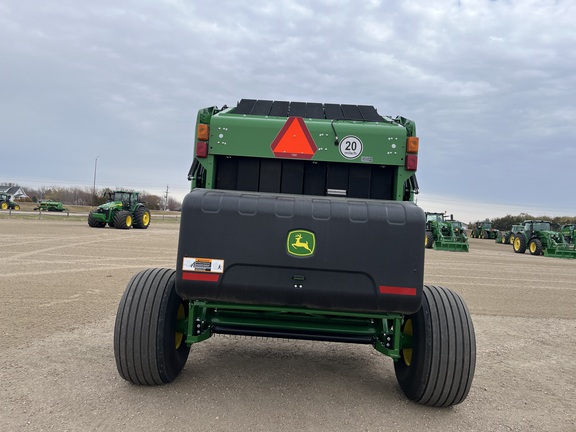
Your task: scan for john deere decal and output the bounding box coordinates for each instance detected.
[287,230,316,257]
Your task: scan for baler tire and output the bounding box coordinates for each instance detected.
[88,211,106,228]
[394,285,476,407]
[114,210,133,229]
[529,238,543,256]
[425,232,434,249]
[133,207,151,229]
[513,234,526,254]
[114,268,190,385]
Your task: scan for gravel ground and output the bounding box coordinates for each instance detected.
[1,219,575,431]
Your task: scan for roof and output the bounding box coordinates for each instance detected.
[0,185,28,198]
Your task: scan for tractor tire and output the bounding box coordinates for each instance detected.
[114,210,133,229]
[114,268,190,385]
[133,207,151,229]
[509,234,515,245]
[0,202,7,210]
[13,204,20,210]
[513,234,526,254]
[483,230,490,239]
[394,285,476,407]
[88,211,106,228]
[529,238,543,256]
[425,231,434,249]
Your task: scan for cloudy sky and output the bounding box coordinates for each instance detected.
[1,0,574,222]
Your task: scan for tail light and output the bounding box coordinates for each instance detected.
[197,124,209,140]
[196,141,208,158]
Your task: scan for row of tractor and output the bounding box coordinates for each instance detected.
[503,220,576,259]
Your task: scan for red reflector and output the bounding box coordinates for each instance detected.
[379,285,417,296]
[196,141,208,158]
[182,272,219,282]
[405,154,418,171]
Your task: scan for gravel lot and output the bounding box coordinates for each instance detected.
[1,219,575,431]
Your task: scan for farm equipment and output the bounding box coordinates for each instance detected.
[34,200,68,212]
[88,190,150,229]
[561,224,575,244]
[469,220,499,239]
[113,99,476,407]
[0,193,20,210]
[496,225,524,244]
[513,220,576,259]
[425,212,469,252]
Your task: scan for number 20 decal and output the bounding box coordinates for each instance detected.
[339,135,363,159]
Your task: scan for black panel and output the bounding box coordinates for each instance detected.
[235,99,257,115]
[215,156,395,200]
[269,101,290,117]
[306,103,324,119]
[348,165,372,198]
[358,105,384,122]
[370,166,394,200]
[327,164,349,192]
[341,104,364,121]
[237,158,260,191]
[259,159,282,193]
[251,100,273,116]
[289,102,307,118]
[215,157,238,190]
[303,162,327,196]
[324,104,344,120]
[280,160,304,194]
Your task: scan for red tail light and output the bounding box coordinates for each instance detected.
[196,141,208,158]
[405,154,418,171]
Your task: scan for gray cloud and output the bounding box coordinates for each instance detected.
[1,0,575,219]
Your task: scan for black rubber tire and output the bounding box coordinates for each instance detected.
[529,238,543,256]
[114,268,190,385]
[483,230,490,239]
[513,234,526,254]
[88,211,106,228]
[133,207,151,229]
[114,210,132,229]
[425,231,434,249]
[394,285,476,407]
[0,202,7,210]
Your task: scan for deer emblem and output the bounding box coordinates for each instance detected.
[292,233,312,253]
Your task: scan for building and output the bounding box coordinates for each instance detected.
[0,185,28,200]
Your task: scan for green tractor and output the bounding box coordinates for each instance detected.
[506,224,525,245]
[425,212,469,252]
[513,220,576,259]
[469,220,499,239]
[561,224,575,244]
[34,200,69,212]
[88,190,150,229]
[0,193,20,211]
[113,99,476,407]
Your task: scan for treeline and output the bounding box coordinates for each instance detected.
[477,213,576,230]
[20,186,181,211]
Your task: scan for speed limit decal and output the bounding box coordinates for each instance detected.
[339,135,363,159]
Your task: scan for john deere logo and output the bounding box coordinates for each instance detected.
[287,230,316,257]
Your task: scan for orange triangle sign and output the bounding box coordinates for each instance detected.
[270,117,318,159]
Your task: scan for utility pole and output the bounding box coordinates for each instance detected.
[164,185,169,211]
[93,155,100,205]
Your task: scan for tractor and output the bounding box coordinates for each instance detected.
[88,190,150,229]
[425,212,469,252]
[0,193,20,211]
[513,220,576,259]
[34,200,68,212]
[561,224,575,244]
[469,220,499,239]
[113,99,476,407]
[506,224,525,245]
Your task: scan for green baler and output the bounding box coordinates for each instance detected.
[113,99,476,407]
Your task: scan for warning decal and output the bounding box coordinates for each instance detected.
[270,116,318,159]
[182,257,224,273]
